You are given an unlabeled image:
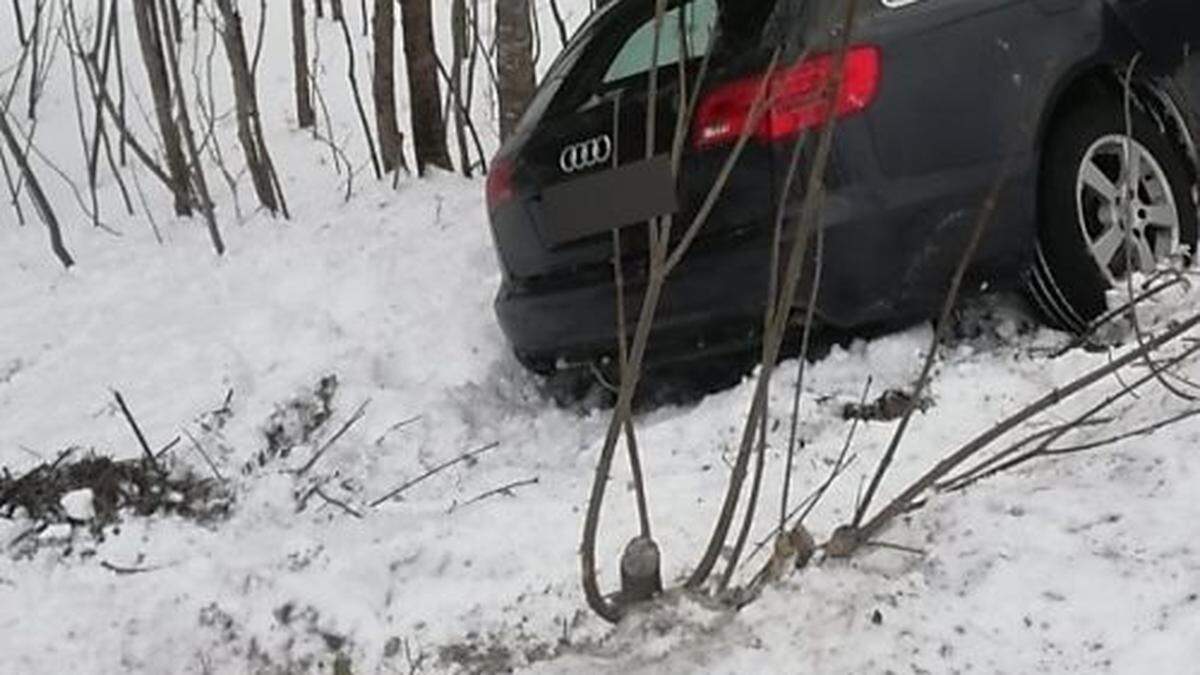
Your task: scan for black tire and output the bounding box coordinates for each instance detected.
[1027,94,1198,333]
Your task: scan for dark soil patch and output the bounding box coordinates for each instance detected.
[247,375,338,472]
[437,629,558,675]
[842,388,934,422]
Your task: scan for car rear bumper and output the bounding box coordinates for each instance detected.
[496,231,771,371]
[495,160,1037,372]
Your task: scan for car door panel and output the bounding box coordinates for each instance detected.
[863,0,1056,178]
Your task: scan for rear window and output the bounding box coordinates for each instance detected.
[603,0,719,84]
[509,0,780,139]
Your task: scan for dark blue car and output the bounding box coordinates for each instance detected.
[486,0,1200,375]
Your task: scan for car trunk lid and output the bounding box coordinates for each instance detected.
[489,0,787,282]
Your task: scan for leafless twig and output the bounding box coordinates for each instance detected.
[852,168,1009,529]
[313,486,363,518]
[183,428,225,482]
[112,389,159,470]
[374,414,422,446]
[451,477,539,512]
[856,311,1200,547]
[296,399,370,476]
[941,342,1200,491]
[370,442,500,507]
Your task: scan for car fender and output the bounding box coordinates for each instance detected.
[1033,1,1199,159]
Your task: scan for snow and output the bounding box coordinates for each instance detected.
[2,1,1200,673]
[60,490,95,522]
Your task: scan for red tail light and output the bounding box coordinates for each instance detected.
[486,158,515,213]
[693,45,881,149]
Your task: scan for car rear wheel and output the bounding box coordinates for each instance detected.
[1027,95,1198,333]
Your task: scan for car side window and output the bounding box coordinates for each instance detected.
[603,0,718,85]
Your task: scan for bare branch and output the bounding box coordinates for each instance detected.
[370,442,500,507]
[858,312,1200,546]
[296,399,370,476]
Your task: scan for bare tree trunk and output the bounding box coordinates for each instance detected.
[212,0,288,216]
[156,0,224,254]
[333,6,382,179]
[372,0,407,174]
[399,0,451,174]
[11,0,28,46]
[131,0,193,215]
[81,0,133,213]
[0,134,24,225]
[63,1,101,229]
[114,0,129,166]
[547,0,569,48]
[0,113,73,267]
[495,0,536,142]
[165,0,183,42]
[449,0,472,176]
[27,0,42,120]
[291,0,315,128]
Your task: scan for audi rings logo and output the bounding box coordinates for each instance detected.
[559,134,613,174]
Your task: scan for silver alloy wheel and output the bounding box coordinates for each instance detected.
[1075,134,1182,286]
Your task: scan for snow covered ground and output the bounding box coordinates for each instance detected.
[3,2,1200,674]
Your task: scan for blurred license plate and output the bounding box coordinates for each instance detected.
[541,155,678,246]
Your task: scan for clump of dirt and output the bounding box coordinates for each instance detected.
[946,292,1040,348]
[197,600,357,675]
[438,640,516,675]
[247,375,338,472]
[0,450,231,545]
[842,388,933,422]
[436,629,558,675]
